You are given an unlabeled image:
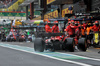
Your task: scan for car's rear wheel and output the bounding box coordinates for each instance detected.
[65,38,75,52]
[34,38,45,52]
[19,38,24,42]
[7,38,11,42]
[1,38,6,42]
[78,38,87,51]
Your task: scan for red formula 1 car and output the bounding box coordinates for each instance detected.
[34,32,87,52]
[34,21,87,52]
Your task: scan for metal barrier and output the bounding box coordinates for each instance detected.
[0,16,26,20]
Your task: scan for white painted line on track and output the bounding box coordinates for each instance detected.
[58,52,100,61]
[1,43,100,61]
[0,44,92,66]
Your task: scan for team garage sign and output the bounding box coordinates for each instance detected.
[44,10,58,19]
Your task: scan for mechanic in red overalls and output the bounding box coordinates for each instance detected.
[65,21,71,34]
[52,21,59,33]
[77,21,81,35]
[45,21,52,33]
[91,21,99,32]
[51,21,62,41]
[81,21,87,37]
[70,20,79,37]
[65,20,75,37]
[74,21,81,45]
[64,20,79,50]
[82,21,87,30]
[91,21,99,46]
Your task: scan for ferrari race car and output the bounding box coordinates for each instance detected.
[34,33,87,52]
[6,34,25,42]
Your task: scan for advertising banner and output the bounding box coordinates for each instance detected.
[62,9,66,17]
[62,8,73,17]
[47,0,55,5]
[0,11,40,17]
[53,10,58,18]
[44,10,58,19]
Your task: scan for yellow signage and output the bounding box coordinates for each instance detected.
[47,0,55,5]
[62,9,66,17]
[48,13,51,19]
[50,12,53,18]
[44,10,58,19]
[53,10,58,18]
[62,8,73,17]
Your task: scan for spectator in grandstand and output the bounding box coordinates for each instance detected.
[52,21,59,33]
[0,0,15,8]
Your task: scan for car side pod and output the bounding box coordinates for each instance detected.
[65,38,75,52]
[34,38,45,52]
[78,38,87,51]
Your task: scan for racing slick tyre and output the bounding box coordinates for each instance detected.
[1,38,6,42]
[78,38,87,51]
[19,38,24,42]
[34,38,45,52]
[11,38,16,42]
[13,39,16,42]
[7,38,11,42]
[65,38,75,52]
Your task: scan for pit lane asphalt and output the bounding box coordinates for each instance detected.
[1,42,100,59]
[0,42,100,66]
[0,46,80,66]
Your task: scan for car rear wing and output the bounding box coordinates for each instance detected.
[40,33,65,38]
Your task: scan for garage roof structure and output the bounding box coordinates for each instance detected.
[49,0,77,5]
[19,0,38,6]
